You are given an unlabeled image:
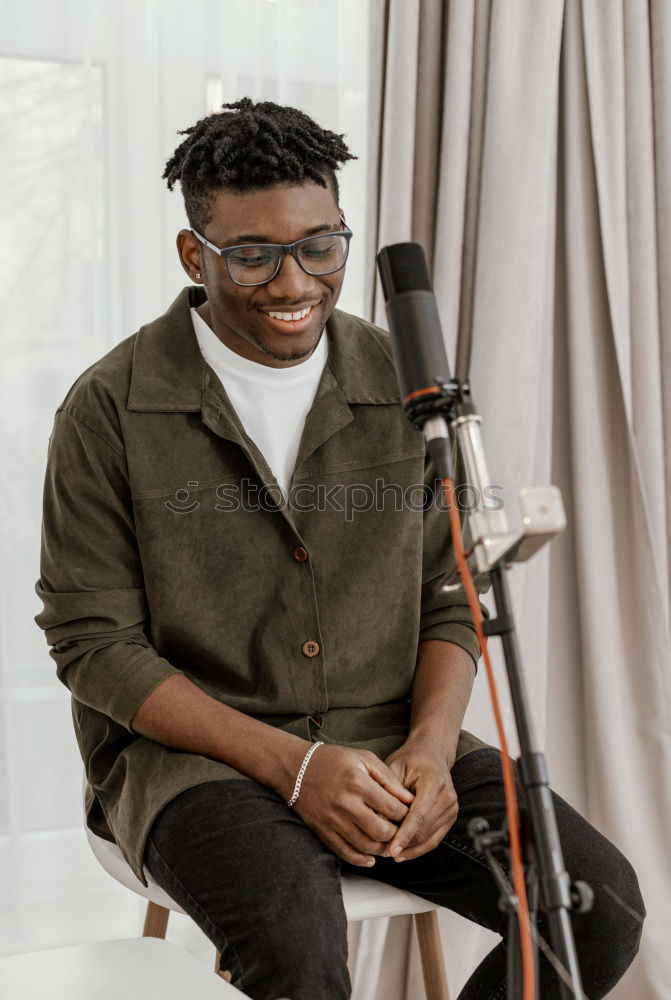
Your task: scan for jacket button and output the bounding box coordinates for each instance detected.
[292,545,309,563]
[302,640,320,657]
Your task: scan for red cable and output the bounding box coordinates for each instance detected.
[442,476,535,1000]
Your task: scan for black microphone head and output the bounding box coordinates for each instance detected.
[377,242,432,299]
[376,241,451,424]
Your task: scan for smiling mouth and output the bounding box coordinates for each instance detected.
[258,303,319,330]
[266,305,314,321]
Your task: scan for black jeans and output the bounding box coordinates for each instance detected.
[144,749,645,1000]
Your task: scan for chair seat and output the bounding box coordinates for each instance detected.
[86,823,438,921]
[0,937,248,999]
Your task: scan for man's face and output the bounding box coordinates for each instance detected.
[177,181,347,367]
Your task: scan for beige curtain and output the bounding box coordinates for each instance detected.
[559,1,671,997]
[354,1,670,997]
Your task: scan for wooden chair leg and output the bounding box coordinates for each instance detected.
[414,910,451,1000]
[142,900,170,939]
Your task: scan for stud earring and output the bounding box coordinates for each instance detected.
[195,273,201,280]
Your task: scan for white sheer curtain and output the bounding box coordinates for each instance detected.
[0,0,376,961]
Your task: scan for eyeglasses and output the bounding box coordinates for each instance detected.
[190,222,353,287]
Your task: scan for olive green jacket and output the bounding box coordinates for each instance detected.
[34,286,489,886]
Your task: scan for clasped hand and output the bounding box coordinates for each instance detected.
[292,742,458,867]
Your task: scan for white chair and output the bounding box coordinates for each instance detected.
[83,775,451,999]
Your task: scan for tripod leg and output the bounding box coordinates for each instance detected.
[507,905,522,1000]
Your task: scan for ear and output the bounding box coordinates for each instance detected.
[176,229,203,282]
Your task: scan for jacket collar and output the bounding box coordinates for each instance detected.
[127,286,401,413]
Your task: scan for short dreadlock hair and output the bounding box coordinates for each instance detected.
[163,97,357,232]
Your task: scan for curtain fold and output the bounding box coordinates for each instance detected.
[360,2,564,996]
[560,1,671,996]
[651,2,671,608]
[360,0,670,996]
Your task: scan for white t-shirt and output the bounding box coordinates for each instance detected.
[190,307,328,499]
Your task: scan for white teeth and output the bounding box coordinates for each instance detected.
[267,306,312,322]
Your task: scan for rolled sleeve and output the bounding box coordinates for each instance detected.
[34,406,184,730]
[420,456,491,670]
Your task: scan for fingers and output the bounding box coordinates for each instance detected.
[362,779,413,825]
[345,797,402,846]
[364,756,415,806]
[325,827,378,867]
[385,783,457,861]
[389,823,452,862]
[333,815,392,857]
[330,787,406,856]
[295,747,425,865]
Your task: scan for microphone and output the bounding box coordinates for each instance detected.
[377,242,454,476]
[377,242,453,423]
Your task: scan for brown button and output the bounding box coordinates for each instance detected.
[302,640,320,657]
[292,545,309,563]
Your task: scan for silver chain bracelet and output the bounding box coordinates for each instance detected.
[287,740,324,807]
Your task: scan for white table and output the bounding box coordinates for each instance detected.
[0,937,252,999]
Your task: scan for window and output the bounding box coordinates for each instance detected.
[0,0,376,954]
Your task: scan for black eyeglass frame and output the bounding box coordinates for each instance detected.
[190,221,354,287]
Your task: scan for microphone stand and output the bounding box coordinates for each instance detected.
[419,382,593,1000]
